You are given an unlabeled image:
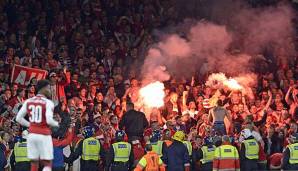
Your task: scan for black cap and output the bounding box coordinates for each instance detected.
[35,79,50,93]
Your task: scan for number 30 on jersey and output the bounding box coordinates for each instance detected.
[28,105,42,123]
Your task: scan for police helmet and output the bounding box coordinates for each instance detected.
[115,130,125,141]
[82,126,95,138]
[204,137,213,145]
[14,135,22,143]
[150,130,161,143]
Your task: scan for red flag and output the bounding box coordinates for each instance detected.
[11,65,48,87]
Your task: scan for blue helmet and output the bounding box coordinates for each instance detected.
[150,130,161,143]
[14,135,22,143]
[82,126,94,138]
[204,137,213,145]
[115,130,125,141]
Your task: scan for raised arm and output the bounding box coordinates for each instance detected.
[191,76,195,87]
[122,88,130,100]
[242,95,250,113]
[208,109,213,123]
[16,101,30,127]
[263,91,272,111]
[285,86,293,105]
[182,91,188,112]
[292,89,298,103]
[58,67,71,86]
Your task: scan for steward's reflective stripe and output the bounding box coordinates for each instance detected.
[288,143,298,164]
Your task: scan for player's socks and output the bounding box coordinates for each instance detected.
[42,166,52,171]
[31,163,38,171]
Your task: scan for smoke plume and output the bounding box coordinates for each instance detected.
[140,1,295,85]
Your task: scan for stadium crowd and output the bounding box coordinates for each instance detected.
[0,0,298,171]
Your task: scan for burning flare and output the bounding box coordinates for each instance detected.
[223,78,243,90]
[206,73,244,91]
[139,81,165,108]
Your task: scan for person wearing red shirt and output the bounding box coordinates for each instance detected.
[7,88,25,109]
[48,67,71,106]
[131,138,145,166]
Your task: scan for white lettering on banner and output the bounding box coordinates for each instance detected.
[24,73,44,85]
[14,70,27,85]
[12,65,48,86]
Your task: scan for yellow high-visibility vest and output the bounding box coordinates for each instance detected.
[214,145,239,159]
[14,142,30,162]
[200,145,215,164]
[243,139,259,160]
[151,141,163,156]
[288,143,298,164]
[183,141,193,156]
[82,137,100,161]
[112,142,131,162]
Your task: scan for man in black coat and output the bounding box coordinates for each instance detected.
[119,102,149,142]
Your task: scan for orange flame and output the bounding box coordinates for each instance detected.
[139,81,165,108]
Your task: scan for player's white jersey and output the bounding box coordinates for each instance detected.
[16,94,58,135]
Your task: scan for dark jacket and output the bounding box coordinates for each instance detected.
[193,145,214,171]
[119,110,148,138]
[162,140,190,171]
[0,143,7,171]
[52,109,71,139]
[10,140,30,171]
[65,80,80,98]
[114,83,125,99]
[66,138,105,171]
[240,136,258,171]
[263,133,284,155]
[106,141,134,169]
[282,143,298,170]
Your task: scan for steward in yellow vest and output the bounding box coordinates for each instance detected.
[239,129,259,171]
[282,133,298,170]
[213,135,240,171]
[194,137,215,171]
[107,130,133,171]
[183,140,193,157]
[10,131,30,171]
[150,130,163,157]
[65,126,104,171]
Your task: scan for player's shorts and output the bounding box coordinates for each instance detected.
[27,133,53,160]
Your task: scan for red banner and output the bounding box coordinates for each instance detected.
[11,65,48,87]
